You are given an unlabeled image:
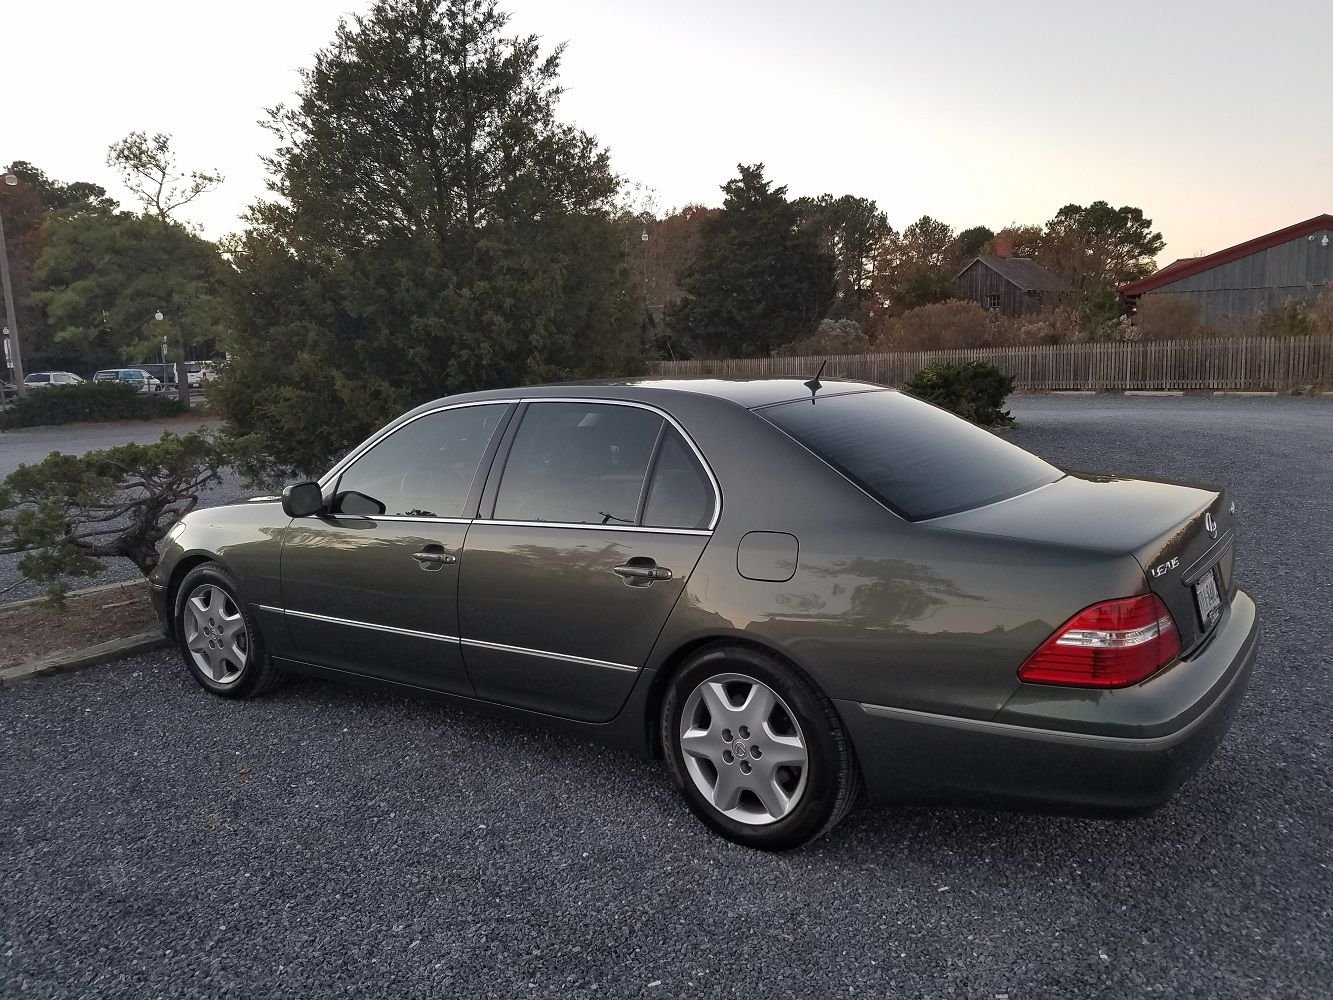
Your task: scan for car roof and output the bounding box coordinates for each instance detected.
[417,376,890,412]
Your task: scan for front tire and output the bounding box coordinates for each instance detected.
[174,563,282,699]
[661,643,860,850]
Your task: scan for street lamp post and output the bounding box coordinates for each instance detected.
[0,172,28,397]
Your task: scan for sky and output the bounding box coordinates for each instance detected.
[6,0,1332,263]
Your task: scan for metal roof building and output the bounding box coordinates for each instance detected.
[1120,214,1333,321]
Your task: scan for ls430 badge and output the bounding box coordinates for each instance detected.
[1151,556,1180,579]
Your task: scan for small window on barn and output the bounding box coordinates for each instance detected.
[985,293,1001,311]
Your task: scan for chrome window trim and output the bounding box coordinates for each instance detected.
[257,605,641,673]
[318,400,512,493]
[472,519,711,536]
[320,514,474,526]
[504,396,723,531]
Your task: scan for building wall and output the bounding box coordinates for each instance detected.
[955,261,1041,316]
[1141,227,1333,320]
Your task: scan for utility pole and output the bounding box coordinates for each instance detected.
[0,173,28,397]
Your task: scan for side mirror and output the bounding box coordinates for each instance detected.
[282,481,325,518]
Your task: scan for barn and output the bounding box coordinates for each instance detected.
[954,254,1072,317]
[1120,214,1333,321]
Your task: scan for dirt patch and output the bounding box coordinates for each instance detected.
[0,582,159,668]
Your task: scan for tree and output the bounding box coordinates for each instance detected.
[107,132,223,225]
[0,431,230,601]
[667,164,835,358]
[797,194,892,318]
[1041,201,1165,290]
[0,162,116,374]
[950,225,994,265]
[874,215,958,313]
[34,210,226,375]
[215,0,644,477]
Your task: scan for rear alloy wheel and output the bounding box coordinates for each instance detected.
[174,564,282,699]
[662,644,859,850]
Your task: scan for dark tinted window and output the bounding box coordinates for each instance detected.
[494,403,663,525]
[26,373,50,384]
[761,390,1059,520]
[643,429,713,529]
[334,404,508,518]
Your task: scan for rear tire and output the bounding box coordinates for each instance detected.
[174,563,282,699]
[661,643,860,850]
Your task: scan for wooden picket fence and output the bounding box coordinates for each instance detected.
[654,336,1333,392]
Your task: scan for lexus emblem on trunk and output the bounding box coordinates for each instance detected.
[1204,512,1218,539]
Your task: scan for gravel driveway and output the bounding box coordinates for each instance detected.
[2,395,1330,998]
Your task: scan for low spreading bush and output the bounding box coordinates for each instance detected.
[0,380,186,430]
[905,359,1015,427]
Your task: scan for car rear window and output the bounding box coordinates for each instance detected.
[759,390,1060,520]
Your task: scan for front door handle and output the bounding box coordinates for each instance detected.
[613,559,673,586]
[412,545,457,571]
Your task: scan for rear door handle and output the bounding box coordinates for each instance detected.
[613,560,673,586]
[412,545,457,570]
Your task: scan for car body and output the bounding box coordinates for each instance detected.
[150,379,1258,848]
[23,371,85,389]
[92,368,163,393]
[1,380,15,402]
[135,363,203,390]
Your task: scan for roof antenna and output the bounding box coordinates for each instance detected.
[804,359,828,403]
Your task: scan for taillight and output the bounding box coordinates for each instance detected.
[1018,594,1181,688]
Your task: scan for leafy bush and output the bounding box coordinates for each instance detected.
[0,380,186,430]
[777,318,871,356]
[1135,294,1203,340]
[0,431,230,601]
[877,300,995,350]
[1260,298,1314,337]
[905,360,1016,427]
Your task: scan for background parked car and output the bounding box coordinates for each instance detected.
[92,368,163,394]
[1,380,16,402]
[23,371,85,389]
[136,362,203,391]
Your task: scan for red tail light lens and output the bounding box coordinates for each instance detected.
[1018,594,1181,688]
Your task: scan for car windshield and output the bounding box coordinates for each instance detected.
[759,389,1061,520]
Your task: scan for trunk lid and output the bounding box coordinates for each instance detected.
[928,473,1234,653]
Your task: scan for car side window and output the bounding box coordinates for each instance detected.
[332,404,509,518]
[642,429,714,530]
[492,402,663,525]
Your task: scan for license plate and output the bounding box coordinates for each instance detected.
[1194,569,1223,629]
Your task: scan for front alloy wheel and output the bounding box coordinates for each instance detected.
[173,563,282,699]
[182,583,249,686]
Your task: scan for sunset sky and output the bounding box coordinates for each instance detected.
[7,0,1331,263]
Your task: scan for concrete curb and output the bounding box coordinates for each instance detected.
[0,632,168,688]
[1211,391,1280,397]
[0,578,146,613]
[1124,390,1185,396]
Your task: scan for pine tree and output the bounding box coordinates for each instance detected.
[668,165,835,358]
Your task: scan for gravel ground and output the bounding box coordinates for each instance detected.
[2,395,1331,998]
[0,416,239,603]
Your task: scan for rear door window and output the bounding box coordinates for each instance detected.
[492,403,664,525]
[760,390,1060,520]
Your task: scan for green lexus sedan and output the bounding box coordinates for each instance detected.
[149,379,1258,850]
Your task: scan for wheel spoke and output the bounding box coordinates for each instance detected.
[225,639,247,668]
[711,763,745,812]
[751,773,792,820]
[680,727,717,763]
[761,729,808,769]
[740,683,775,730]
[219,613,246,645]
[699,681,732,721]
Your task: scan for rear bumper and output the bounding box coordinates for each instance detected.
[838,589,1258,812]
